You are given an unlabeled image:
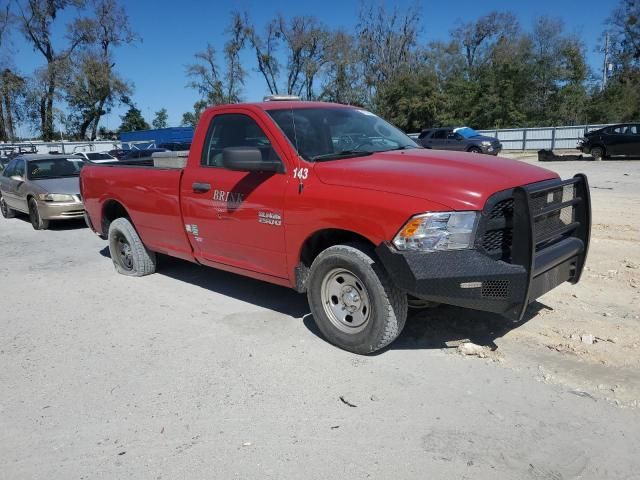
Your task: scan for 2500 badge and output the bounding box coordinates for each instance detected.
[258,211,282,226]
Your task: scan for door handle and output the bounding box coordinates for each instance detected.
[192,182,211,193]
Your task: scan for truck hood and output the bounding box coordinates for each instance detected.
[31,176,80,195]
[313,149,558,210]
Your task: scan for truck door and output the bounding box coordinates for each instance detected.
[180,111,290,279]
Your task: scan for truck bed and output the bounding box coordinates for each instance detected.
[81,162,195,262]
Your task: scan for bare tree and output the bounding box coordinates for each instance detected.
[16,0,93,139]
[83,0,136,139]
[185,12,248,123]
[608,0,640,66]
[186,43,225,105]
[276,14,327,98]
[451,11,519,73]
[356,1,421,101]
[320,30,366,104]
[246,18,281,95]
[223,11,248,103]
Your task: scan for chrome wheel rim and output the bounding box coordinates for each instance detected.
[321,268,371,334]
[115,233,134,270]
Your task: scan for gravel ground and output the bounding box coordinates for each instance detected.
[1,154,639,479]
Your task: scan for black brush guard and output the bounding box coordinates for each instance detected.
[376,174,592,321]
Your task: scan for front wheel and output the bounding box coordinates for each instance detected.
[28,198,49,230]
[0,194,15,219]
[591,146,604,161]
[468,146,482,154]
[307,243,408,354]
[108,217,157,277]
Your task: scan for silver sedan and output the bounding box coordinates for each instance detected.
[0,154,85,230]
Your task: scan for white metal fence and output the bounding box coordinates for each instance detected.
[0,140,116,156]
[477,124,613,151]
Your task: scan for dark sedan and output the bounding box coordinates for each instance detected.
[578,123,640,160]
[418,127,502,155]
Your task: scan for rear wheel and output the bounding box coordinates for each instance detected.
[0,194,15,219]
[108,217,157,276]
[468,146,482,154]
[28,198,49,230]
[591,146,604,161]
[307,243,408,354]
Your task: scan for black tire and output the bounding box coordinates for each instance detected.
[591,146,604,161]
[468,146,482,154]
[108,217,156,277]
[307,243,408,354]
[0,193,15,219]
[28,197,49,230]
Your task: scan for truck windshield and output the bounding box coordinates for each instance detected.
[27,158,85,180]
[267,107,419,161]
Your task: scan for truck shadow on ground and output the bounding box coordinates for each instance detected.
[99,249,311,318]
[13,214,87,230]
[303,302,544,354]
[100,248,544,352]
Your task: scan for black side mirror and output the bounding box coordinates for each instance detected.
[222,147,283,173]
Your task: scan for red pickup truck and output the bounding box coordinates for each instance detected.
[80,100,591,354]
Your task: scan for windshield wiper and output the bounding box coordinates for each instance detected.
[383,145,421,152]
[311,150,374,161]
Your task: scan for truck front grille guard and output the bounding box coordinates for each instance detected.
[477,174,592,319]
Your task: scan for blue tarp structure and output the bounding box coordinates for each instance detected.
[119,127,194,149]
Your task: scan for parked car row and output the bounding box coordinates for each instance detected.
[0,145,176,230]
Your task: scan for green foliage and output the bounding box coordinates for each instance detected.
[374,71,443,131]
[117,106,149,133]
[152,108,168,129]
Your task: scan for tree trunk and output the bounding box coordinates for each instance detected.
[0,97,6,142]
[43,69,56,140]
[4,93,15,140]
[78,116,93,140]
[91,97,107,140]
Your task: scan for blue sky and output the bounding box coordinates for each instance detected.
[9,0,613,133]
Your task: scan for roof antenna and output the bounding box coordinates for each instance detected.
[290,108,304,194]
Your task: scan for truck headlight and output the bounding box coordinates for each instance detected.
[481,141,492,146]
[392,212,479,252]
[38,193,75,202]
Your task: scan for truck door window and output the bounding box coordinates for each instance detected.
[202,114,282,168]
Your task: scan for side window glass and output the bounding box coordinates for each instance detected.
[202,114,282,168]
[2,160,16,177]
[14,161,25,177]
[432,130,446,139]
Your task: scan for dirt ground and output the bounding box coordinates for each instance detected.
[1,152,639,479]
[490,153,640,407]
